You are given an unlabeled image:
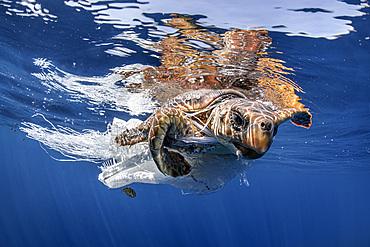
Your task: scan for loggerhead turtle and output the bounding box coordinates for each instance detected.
[114,15,312,178]
[115,89,311,177]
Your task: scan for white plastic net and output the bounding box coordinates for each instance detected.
[21,115,252,194]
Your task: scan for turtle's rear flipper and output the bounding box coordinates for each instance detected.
[162,148,192,177]
[147,106,197,177]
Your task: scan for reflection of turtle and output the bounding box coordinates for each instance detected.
[115,89,311,177]
[115,15,312,178]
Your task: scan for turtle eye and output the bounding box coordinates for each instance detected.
[230,110,248,131]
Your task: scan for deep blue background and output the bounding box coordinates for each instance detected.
[1,1,369,246]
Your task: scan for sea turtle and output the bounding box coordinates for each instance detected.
[114,15,312,178]
[115,89,311,177]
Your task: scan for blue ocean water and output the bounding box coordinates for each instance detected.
[1,0,370,246]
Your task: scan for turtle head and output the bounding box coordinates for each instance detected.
[211,99,278,159]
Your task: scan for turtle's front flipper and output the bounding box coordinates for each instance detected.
[276,108,312,128]
[290,111,312,128]
[148,107,198,177]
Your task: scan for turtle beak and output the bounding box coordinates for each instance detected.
[238,119,274,158]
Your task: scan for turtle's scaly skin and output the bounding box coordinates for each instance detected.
[115,89,311,177]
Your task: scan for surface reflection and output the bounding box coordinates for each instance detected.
[62,0,368,39]
[120,14,307,111]
[1,0,367,39]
